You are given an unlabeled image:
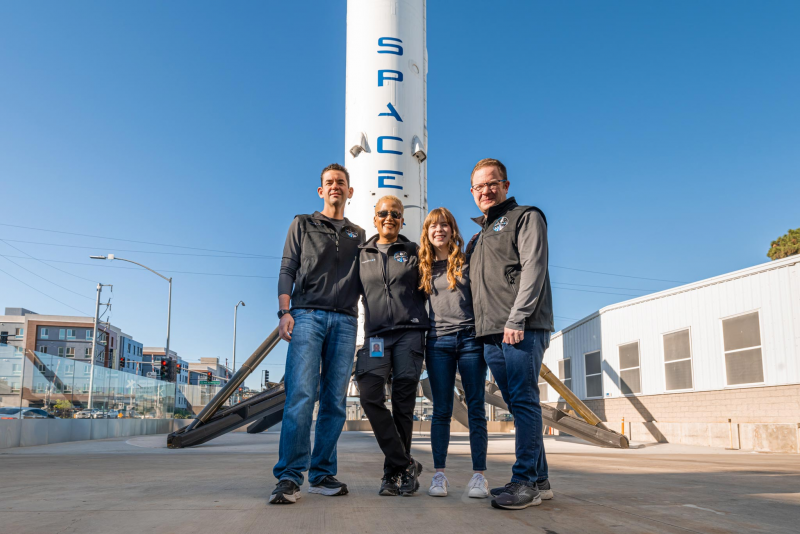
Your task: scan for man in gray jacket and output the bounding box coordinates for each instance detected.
[467,158,555,510]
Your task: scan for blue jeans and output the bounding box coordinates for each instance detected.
[425,328,488,472]
[273,309,357,486]
[483,329,550,485]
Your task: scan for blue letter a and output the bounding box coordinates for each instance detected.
[379,103,403,122]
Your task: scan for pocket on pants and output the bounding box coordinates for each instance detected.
[355,346,388,379]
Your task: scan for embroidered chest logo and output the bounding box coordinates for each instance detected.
[345,228,358,239]
[493,217,509,232]
[394,251,409,263]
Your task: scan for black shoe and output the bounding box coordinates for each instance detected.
[536,479,553,500]
[399,459,423,496]
[491,479,553,499]
[491,482,541,510]
[269,479,302,504]
[379,472,400,496]
[309,475,348,496]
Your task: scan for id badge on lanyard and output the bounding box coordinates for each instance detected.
[369,337,384,357]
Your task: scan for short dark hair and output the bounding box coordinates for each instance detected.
[320,163,350,186]
[470,158,507,184]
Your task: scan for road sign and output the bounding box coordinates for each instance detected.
[199,380,220,385]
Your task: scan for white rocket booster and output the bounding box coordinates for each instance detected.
[344,0,428,242]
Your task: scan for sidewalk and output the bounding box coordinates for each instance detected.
[1,431,798,533]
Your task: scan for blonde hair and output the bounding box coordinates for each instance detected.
[418,208,466,294]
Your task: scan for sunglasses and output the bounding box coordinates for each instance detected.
[376,210,403,219]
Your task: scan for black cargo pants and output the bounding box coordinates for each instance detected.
[355,329,425,474]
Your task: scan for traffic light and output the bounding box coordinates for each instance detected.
[206,371,212,382]
[119,356,126,368]
[265,370,269,383]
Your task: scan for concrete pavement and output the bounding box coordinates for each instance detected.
[1,431,799,533]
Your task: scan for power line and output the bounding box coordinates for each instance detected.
[0,265,92,316]
[0,254,277,279]
[0,222,269,258]
[0,238,279,259]
[0,254,95,301]
[551,285,643,298]
[0,238,98,283]
[550,265,686,284]
[552,281,659,292]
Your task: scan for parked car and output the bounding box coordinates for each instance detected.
[74,409,108,419]
[107,410,123,419]
[0,407,56,419]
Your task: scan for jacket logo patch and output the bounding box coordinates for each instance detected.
[345,228,358,239]
[394,251,409,263]
[411,318,419,323]
[493,217,509,232]
[362,259,375,263]
[310,221,324,227]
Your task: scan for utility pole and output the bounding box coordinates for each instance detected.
[88,283,112,411]
[232,301,245,375]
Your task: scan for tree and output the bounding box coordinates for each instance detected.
[54,399,74,418]
[767,228,800,261]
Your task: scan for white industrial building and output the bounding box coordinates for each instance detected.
[542,254,800,453]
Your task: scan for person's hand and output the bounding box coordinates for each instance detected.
[279,314,294,342]
[503,327,524,345]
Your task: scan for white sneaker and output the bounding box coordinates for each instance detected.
[468,473,489,498]
[428,472,449,497]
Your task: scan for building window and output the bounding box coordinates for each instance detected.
[127,343,131,354]
[86,330,93,341]
[38,345,47,354]
[558,358,572,392]
[66,329,76,340]
[15,327,24,338]
[66,347,75,358]
[10,382,21,393]
[85,347,93,358]
[15,346,23,355]
[722,311,764,386]
[618,342,641,395]
[59,329,66,340]
[65,364,74,374]
[663,328,694,391]
[584,351,603,398]
[12,363,22,375]
[34,382,47,394]
[37,362,46,372]
[63,383,72,394]
[58,347,65,357]
[40,327,49,339]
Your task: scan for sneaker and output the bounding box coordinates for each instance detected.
[379,472,400,496]
[269,479,302,504]
[308,475,348,496]
[467,473,489,498]
[536,479,553,500]
[399,459,423,496]
[491,479,552,498]
[428,472,449,497]
[490,482,542,510]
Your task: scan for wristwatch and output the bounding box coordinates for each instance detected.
[277,309,291,320]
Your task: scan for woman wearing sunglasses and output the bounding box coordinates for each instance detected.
[356,195,429,497]
[418,207,489,498]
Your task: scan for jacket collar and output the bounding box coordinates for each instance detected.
[312,211,355,230]
[360,233,411,251]
[471,197,519,229]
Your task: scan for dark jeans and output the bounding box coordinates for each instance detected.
[273,309,358,486]
[483,329,550,485]
[426,328,488,471]
[356,329,425,474]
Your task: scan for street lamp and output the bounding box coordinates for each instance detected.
[233,301,245,375]
[90,254,173,378]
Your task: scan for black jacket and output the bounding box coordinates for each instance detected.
[468,197,554,337]
[288,212,365,317]
[359,234,429,337]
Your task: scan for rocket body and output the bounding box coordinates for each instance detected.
[344,0,428,242]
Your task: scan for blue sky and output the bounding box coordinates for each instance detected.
[1,1,798,390]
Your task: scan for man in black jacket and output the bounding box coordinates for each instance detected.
[467,158,555,511]
[270,163,366,504]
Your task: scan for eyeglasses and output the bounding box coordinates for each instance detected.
[471,179,507,193]
[376,210,403,219]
